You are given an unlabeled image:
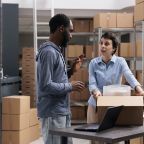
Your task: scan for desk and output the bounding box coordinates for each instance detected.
[49,125,144,144]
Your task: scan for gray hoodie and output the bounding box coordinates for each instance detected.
[36,41,72,118]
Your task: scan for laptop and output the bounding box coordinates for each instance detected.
[74,106,123,132]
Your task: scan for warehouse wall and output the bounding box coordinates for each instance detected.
[2,0,135,10]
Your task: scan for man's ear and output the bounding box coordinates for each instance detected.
[59,25,64,32]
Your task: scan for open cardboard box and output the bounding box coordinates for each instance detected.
[97,96,143,126]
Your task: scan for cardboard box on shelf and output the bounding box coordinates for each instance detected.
[136,0,144,4]
[97,96,143,126]
[134,2,144,22]
[73,19,90,32]
[29,108,39,127]
[22,67,35,74]
[22,80,36,89]
[67,45,83,57]
[81,68,88,82]
[22,48,35,59]
[70,91,81,101]
[22,74,35,81]
[22,60,35,69]
[136,71,142,85]
[136,40,142,57]
[71,105,87,120]
[2,113,29,130]
[2,128,30,144]
[2,96,30,114]
[119,43,131,57]
[93,13,116,28]
[80,88,90,101]
[85,45,93,58]
[29,125,40,142]
[73,69,82,81]
[117,13,133,28]
[89,19,94,32]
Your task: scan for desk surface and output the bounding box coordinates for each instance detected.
[49,125,144,143]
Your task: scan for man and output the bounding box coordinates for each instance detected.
[36,14,85,144]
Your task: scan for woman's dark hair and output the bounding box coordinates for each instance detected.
[49,14,70,33]
[101,32,119,55]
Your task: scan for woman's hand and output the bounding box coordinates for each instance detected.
[135,85,144,96]
[92,90,102,100]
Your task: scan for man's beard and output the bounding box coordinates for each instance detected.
[60,31,69,48]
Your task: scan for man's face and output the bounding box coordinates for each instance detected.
[61,20,73,48]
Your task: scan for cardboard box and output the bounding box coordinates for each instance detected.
[81,68,88,82]
[93,13,116,28]
[67,45,83,57]
[29,108,39,127]
[2,128,30,144]
[136,71,142,85]
[70,91,80,101]
[22,73,35,80]
[2,113,29,130]
[85,45,93,58]
[80,88,90,101]
[117,13,133,28]
[119,43,131,57]
[2,96,30,114]
[71,105,87,120]
[97,96,143,126]
[134,2,144,22]
[136,40,142,57]
[136,0,144,4]
[29,125,40,142]
[89,19,94,32]
[73,19,90,32]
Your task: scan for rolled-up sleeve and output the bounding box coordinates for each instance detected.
[88,95,96,107]
[121,58,140,89]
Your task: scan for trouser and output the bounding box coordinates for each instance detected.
[40,115,73,144]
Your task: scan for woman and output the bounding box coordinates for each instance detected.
[87,32,144,124]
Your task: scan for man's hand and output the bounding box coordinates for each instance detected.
[72,54,84,73]
[71,81,85,92]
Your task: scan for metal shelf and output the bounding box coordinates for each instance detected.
[71,32,95,36]
[135,20,144,87]
[94,27,135,33]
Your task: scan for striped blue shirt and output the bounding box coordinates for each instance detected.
[88,55,140,107]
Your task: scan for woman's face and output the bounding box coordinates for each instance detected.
[99,37,114,57]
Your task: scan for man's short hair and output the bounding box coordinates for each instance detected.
[49,14,70,33]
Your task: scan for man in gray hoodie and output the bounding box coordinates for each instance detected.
[36,14,85,144]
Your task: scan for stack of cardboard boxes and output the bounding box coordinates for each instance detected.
[93,13,133,28]
[2,96,40,144]
[93,12,134,58]
[69,68,89,120]
[134,0,144,22]
[72,19,93,32]
[22,48,36,107]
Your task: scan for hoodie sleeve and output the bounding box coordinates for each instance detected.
[37,48,72,97]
